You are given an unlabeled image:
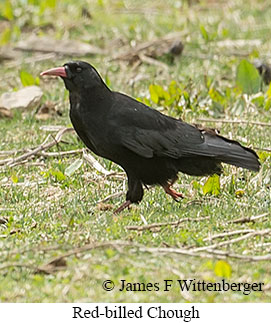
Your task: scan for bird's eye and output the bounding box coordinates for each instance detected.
[76,67,82,73]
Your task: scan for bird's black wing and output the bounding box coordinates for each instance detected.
[108,92,206,159]
[107,92,259,172]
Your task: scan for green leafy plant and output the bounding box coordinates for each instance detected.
[200,25,209,41]
[148,81,191,112]
[19,70,40,87]
[202,174,220,196]
[0,27,12,45]
[214,260,232,279]
[42,168,66,182]
[236,59,261,94]
[149,84,170,104]
[0,0,14,21]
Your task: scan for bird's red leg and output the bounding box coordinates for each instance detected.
[163,182,184,201]
[114,200,132,214]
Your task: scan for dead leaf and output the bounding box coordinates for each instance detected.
[35,101,61,120]
[35,257,67,275]
[50,258,66,266]
[97,202,114,211]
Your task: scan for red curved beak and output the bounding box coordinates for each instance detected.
[40,66,67,78]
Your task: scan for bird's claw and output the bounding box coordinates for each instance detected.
[163,185,184,202]
[114,200,132,214]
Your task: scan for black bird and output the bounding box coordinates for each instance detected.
[41,61,260,213]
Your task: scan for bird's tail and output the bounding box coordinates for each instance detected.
[203,132,260,172]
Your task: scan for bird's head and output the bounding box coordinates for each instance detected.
[40,61,107,92]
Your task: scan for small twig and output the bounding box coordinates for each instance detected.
[197,118,271,127]
[37,149,84,157]
[203,229,255,242]
[0,244,71,259]
[105,172,126,179]
[0,150,23,156]
[0,263,40,272]
[0,262,66,275]
[1,239,271,274]
[23,162,46,167]
[97,191,125,203]
[5,53,57,68]
[201,249,271,261]
[39,125,67,132]
[82,149,113,176]
[9,161,46,168]
[230,213,269,224]
[1,180,45,187]
[140,214,148,225]
[1,128,74,167]
[138,54,169,71]
[254,147,271,152]
[192,229,271,252]
[0,157,13,165]
[6,159,34,168]
[255,242,271,248]
[138,245,271,261]
[126,216,210,231]
[37,242,129,265]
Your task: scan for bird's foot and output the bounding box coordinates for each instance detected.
[163,184,184,201]
[114,200,132,214]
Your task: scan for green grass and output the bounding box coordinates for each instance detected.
[0,0,271,302]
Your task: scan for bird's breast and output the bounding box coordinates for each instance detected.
[69,106,116,160]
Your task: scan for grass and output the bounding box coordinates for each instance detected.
[0,0,271,302]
